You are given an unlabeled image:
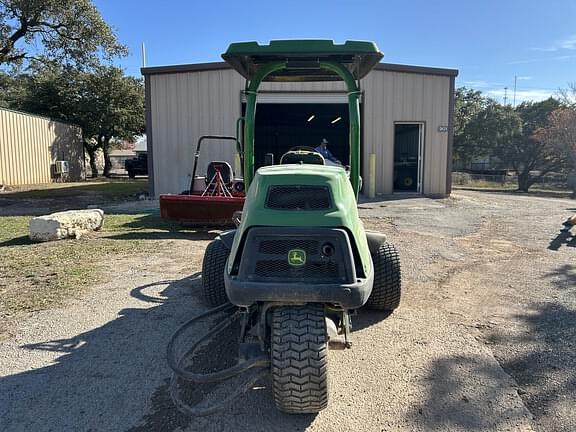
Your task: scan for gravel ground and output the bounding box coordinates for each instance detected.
[0,190,574,432]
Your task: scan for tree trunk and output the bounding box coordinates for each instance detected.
[517,170,533,192]
[103,139,112,177]
[86,146,98,178]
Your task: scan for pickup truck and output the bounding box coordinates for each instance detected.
[125,153,148,178]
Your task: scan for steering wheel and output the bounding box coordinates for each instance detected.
[288,146,321,153]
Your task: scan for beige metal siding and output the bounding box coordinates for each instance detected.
[0,109,84,185]
[362,70,450,195]
[149,68,451,196]
[150,69,244,194]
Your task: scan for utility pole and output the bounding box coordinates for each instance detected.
[513,75,517,107]
[504,87,508,105]
[141,42,147,68]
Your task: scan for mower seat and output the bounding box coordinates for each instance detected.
[206,161,233,185]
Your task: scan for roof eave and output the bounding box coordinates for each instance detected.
[141,61,458,78]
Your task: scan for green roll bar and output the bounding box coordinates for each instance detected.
[242,61,362,198]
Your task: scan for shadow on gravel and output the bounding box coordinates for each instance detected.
[104,213,223,242]
[0,274,316,432]
[486,303,576,430]
[544,264,576,289]
[548,228,575,250]
[412,302,576,431]
[107,231,220,241]
[353,309,394,331]
[407,354,523,431]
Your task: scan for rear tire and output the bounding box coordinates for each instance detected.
[366,242,401,311]
[201,239,229,306]
[271,304,328,414]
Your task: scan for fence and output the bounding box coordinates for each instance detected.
[452,171,571,190]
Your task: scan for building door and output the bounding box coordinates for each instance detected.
[393,123,423,193]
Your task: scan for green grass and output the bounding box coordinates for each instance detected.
[0,212,184,334]
[3,179,148,200]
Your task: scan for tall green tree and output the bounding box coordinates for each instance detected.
[0,0,126,67]
[453,87,492,164]
[15,64,145,177]
[80,67,145,176]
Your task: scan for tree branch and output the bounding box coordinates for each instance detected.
[0,16,29,58]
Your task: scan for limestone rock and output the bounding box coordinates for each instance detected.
[29,209,104,242]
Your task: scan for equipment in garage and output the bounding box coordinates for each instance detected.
[394,124,422,192]
[248,103,349,169]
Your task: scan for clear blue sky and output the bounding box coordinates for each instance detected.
[94,0,576,105]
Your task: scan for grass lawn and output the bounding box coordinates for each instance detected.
[0,211,186,336]
[2,178,148,199]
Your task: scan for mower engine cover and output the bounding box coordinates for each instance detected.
[224,164,374,309]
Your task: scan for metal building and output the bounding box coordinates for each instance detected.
[142,61,457,197]
[0,108,84,186]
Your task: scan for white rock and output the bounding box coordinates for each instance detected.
[29,209,104,242]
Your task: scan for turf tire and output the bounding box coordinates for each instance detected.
[201,239,229,306]
[271,304,328,414]
[366,242,401,311]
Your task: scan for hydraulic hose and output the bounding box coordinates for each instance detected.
[166,303,269,384]
[166,302,270,416]
[169,368,267,417]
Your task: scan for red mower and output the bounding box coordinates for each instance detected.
[159,135,245,226]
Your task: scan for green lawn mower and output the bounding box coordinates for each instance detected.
[167,40,402,416]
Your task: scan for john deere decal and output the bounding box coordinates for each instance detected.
[288,249,306,266]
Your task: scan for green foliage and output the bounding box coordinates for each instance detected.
[453,90,568,191]
[453,87,492,163]
[465,102,522,156]
[516,98,562,135]
[0,71,29,107]
[8,64,145,176]
[0,0,126,68]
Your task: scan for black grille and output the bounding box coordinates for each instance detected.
[259,239,319,255]
[245,234,346,283]
[255,260,338,278]
[236,227,355,284]
[265,186,331,210]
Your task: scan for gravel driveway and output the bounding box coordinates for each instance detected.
[0,190,574,432]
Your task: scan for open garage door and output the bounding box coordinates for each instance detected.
[242,94,354,169]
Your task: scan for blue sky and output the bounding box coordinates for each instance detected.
[94,0,576,105]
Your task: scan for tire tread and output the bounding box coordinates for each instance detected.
[271,304,328,413]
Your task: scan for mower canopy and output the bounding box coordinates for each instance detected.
[222,40,383,82]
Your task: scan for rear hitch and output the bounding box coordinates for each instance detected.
[325,312,353,350]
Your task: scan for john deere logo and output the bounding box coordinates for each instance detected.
[288,249,306,266]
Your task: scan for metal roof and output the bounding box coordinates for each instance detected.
[142,61,458,78]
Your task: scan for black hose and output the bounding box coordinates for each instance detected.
[166,303,269,384]
[166,302,270,416]
[169,369,268,417]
